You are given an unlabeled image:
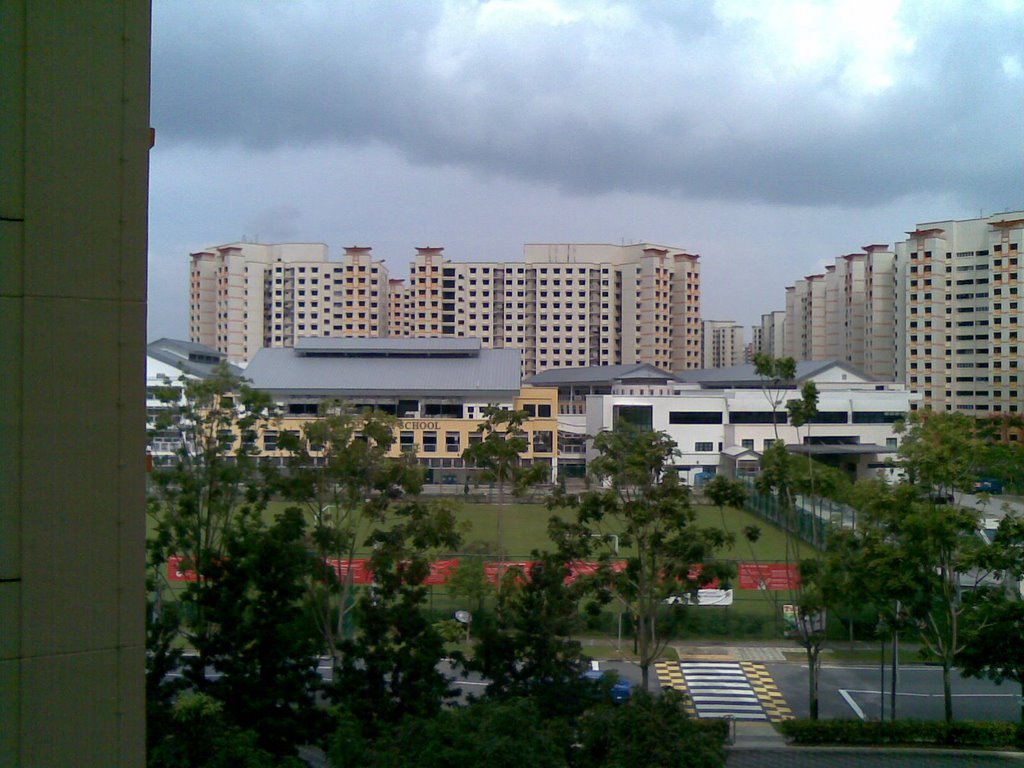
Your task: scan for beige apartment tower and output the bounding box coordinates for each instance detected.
[896,212,1024,415]
[782,246,897,381]
[191,241,703,376]
[756,310,787,359]
[702,320,745,368]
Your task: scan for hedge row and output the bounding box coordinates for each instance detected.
[779,719,1024,749]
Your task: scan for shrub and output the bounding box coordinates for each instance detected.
[779,719,1021,748]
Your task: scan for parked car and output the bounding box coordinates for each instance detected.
[581,669,632,704]
[974,478,1004,494]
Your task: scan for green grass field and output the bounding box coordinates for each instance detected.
[152,495,806,640]
[178,497,798,563]
[449,500,796,563]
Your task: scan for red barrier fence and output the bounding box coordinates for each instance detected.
[168,556,800,589]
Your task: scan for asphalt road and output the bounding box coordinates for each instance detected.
[768,662,1023,722]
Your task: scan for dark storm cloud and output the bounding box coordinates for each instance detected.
[151,1,1023,212]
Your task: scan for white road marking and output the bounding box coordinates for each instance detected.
[839,688,866,721]
[677,661,770,721]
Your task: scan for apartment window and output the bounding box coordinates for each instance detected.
[729,411,787,424]
[532,431,553,453]
[614,405,653,430]
[262,431,278,451]
[741,439,754,450]
[695,442,714,452]
[852,411,905,424]
[422,431,438,453]
[669,411,723,424]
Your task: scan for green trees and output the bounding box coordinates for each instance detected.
[331,500,463,731]
[276,404,424,656]
[894,411,981,500]
[957,513,1024,723]
[841,480,988,722]
[553,423,731,689]
[463,405,550,584]
[147,367,323,761]
[576,690,726,768]
[146,378,733,765]
[463,404,550,506]
[470,552,590,718]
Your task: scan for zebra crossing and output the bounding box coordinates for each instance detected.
[655,660,792,722]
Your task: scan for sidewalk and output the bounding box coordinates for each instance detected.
[729,720,788,750]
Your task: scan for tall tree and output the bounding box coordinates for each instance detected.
[194,507,325,756]
[552,423,731,689]
[148,365,278,635]
[703,475,748,534]
[752,353,796,442]
[331,500,463,734]
[146,367,325,760]
[956,513,1024,723]
[470,551,591,719]
[749,368,848,719]
[276,404,424,657]
[894,410,980,500]
[846,477,991,722]
[463,405,549,579]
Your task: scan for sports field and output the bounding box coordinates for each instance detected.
[250,497,795,562]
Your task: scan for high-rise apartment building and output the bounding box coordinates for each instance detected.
[702,320,745,368]
[756,310,787,358]
[781,246,897,381]
[190,242,335,362]
[190,241,702,376]
[765,212,1023,412]
[895,212,1024,415]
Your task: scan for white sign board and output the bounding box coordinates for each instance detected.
[665,589,734,606]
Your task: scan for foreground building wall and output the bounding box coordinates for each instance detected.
[1,3,149,764]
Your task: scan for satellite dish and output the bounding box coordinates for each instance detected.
[454,610,472,624]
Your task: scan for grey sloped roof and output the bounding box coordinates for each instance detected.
[146,337,242,378]
[245,344,522,398]
[674,360,871,388]
[525,363,677,386]
[294,336,482,356]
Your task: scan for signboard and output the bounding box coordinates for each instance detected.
[665,589,734,606]
[399,420,442,430]
[484,561,536,584]
[738,563,800,590]
[425,559,459,585]
[167,556,197,582]
[325,558,374,585]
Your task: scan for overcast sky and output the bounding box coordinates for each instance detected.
[148,0,1024,339]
